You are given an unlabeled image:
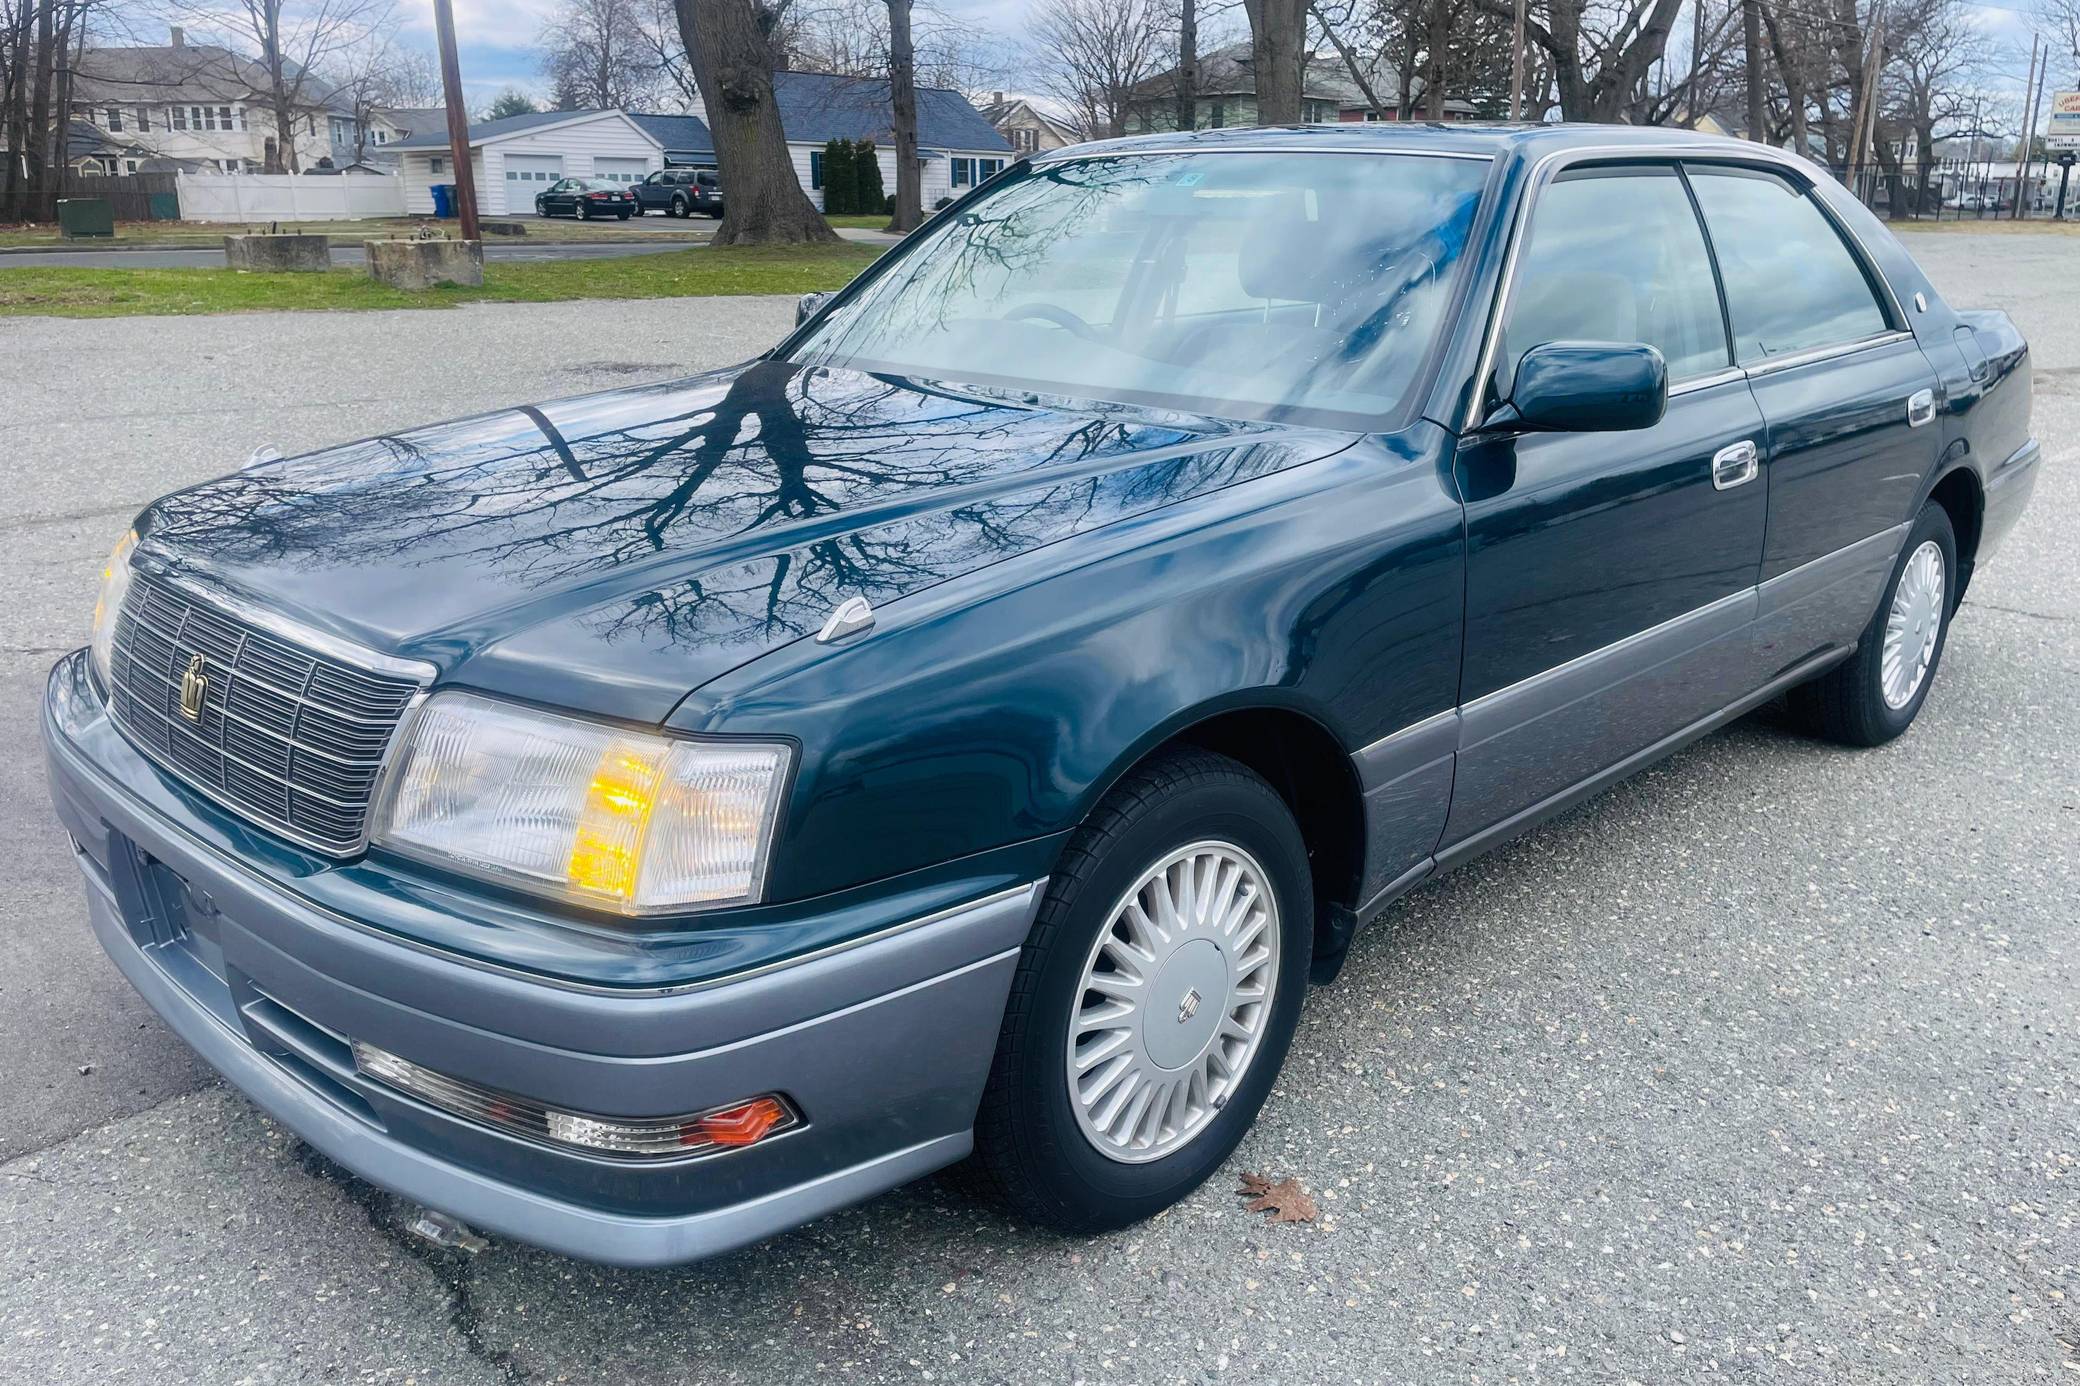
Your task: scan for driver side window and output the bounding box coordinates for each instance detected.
[1501,165,1730,392]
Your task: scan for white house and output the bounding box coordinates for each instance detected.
[66,26,344,174]
[389,109,666,216]
[664,71,1014,211]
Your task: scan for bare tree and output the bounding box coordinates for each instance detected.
[168,0,395,172]
[1469,0,1685,121]
[1244,0,1307,122]
[542,0,662,108]
[886,0,920,229]
[787,0,1003,103]
[1031,0,1165,137]
[675,0,838,244]
[371,43,440,105]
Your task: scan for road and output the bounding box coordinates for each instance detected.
[0,234,2073,1385]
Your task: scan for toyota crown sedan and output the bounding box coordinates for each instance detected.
[44,124,2038,1266]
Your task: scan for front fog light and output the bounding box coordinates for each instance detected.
[372,692,789,915]
[89,529,138,689]
[352,1041,800,1158]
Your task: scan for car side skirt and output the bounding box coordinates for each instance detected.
[1347,523,1908,923]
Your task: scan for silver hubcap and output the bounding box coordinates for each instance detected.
[1066,841,1280,1163]
[1882,540,1945,709]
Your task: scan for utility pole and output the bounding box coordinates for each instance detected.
[2013,36,2042,219]
[433,0,480,241]
[1509,0,1527,119]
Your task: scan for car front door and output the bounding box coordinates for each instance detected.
[637,170,665,210]
[1683,163,1940,666]
[545,179,575,214]
[1443,160,1768,852]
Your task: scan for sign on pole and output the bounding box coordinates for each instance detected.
[2046,91,2080,150]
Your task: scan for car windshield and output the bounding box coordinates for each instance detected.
[789,150,1490,429]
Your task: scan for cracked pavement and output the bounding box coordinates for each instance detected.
[2,239,2075,1384]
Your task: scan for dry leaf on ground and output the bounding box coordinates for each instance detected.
[1236,1171,1318,1224]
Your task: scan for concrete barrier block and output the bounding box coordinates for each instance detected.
[364,238,484,289]
[223,234,331,272]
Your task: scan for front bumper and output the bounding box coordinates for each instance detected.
[42,651,1040,1266]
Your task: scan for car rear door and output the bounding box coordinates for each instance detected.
[1683,163,1940,666]
[1443,160,1768,850]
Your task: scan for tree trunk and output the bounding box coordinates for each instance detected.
[1424,0,1450,118]
[1742,0,1765,142]
[1175,0,1197,131]
[886,0,921,231]
[676,0,838,245]
[1760,4,1808,157]
[1243,0,1307,124]
[25,0,54,219]
[3,2,34,219]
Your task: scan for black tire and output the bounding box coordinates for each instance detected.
[1788,500,1959,747]
[617,210,630,220]
[707,209,723,219]
[973,747,1313,1234]
[576,201,590,221]
[671,197,688,218]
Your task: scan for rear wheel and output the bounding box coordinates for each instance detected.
[1789,500,1958,746]
[576,200,591,221]
[671,196,689,218]
[974,747,1312,1233]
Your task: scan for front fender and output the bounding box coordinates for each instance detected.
[674,430,1466,906]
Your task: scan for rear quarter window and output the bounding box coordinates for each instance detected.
[1686,166,1891,362]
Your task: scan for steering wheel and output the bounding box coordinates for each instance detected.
[1004,302,1102,342]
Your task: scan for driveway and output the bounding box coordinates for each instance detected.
[0,238,2074,1384]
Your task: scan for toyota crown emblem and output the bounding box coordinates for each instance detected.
[178,653,208,723]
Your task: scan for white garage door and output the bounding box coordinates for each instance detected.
[594,157,649,184]
[504,154,563,188]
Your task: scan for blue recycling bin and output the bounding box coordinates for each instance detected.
[431,183,456,218]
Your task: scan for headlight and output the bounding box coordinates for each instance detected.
[373,692,790,915]
[89,529,138,690]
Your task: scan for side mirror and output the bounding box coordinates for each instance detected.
[795,291,831,327]
[1492,341,1667,434]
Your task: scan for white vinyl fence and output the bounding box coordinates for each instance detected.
[176,173,406,223]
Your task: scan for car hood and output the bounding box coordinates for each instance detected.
[135,360,1353,723]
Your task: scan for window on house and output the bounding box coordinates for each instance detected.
[171,106,187,130]
[136,107,149,132]
[106,108,123,131]
[373,128,387,144]
[809,150,823,189]
[1209,102,1224,128]
[125,159,140,173]
[978,158,1003,180]
[430,156,446,173]
[952,157,973,187]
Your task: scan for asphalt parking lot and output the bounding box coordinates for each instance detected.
[0,233,2073,1385]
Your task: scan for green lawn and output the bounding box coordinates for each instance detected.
[0,243,882,318]
[823,214,895,229]
[0,217,695,250]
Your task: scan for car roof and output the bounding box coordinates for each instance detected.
[1033,122,1782,167]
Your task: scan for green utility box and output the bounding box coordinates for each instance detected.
[56,198,115,238]
[147,192,179,221]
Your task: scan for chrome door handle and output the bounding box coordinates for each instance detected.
[1907,388,1936,427]
[1712,439,1759,490]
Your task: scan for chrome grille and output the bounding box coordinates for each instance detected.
[105,573,422,855]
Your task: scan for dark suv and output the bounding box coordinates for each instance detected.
[632,167,723,218]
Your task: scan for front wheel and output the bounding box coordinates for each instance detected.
[973,748,1312,1233]
[1789,500,1958,746]
[575,201,591,221]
